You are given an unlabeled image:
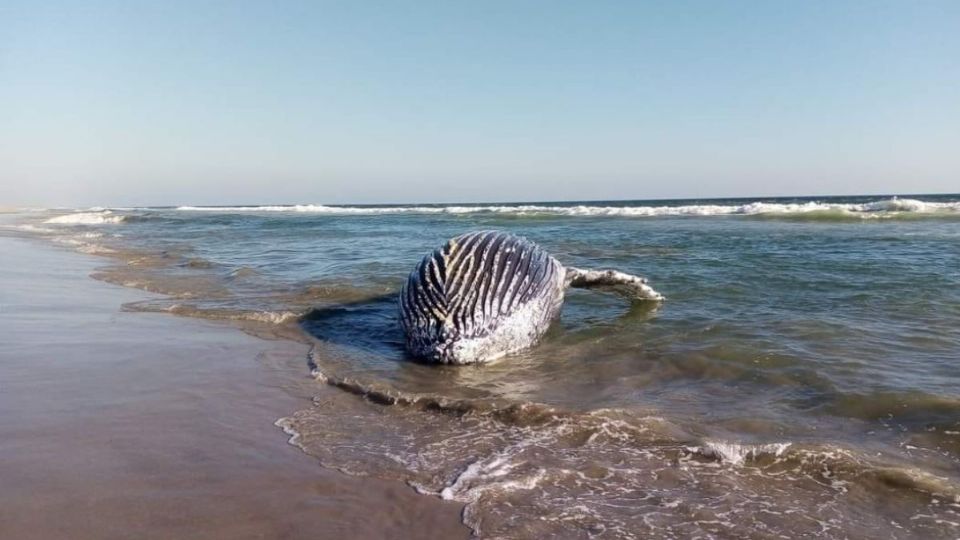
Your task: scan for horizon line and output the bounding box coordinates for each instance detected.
[8,191,960,211]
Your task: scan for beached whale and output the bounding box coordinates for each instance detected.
[399,230,663,364]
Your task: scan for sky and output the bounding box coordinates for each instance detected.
[1,1,958,206]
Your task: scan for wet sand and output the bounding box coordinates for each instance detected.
[0,235,469,539]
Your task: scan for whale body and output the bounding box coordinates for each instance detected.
[399,230,663,364]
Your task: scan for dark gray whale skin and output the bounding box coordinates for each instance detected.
[399,230,663,364]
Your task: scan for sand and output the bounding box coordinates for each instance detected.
[0,235,469,539]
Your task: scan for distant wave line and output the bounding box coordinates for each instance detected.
[173,198,960,217]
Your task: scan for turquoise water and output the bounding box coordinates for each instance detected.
[18,194,960,538]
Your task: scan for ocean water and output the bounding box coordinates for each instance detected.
[10,194,960,538]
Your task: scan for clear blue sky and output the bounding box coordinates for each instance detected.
[2,0,958,206]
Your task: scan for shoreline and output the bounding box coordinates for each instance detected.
[5,208,959,538]
[0,234,469,539]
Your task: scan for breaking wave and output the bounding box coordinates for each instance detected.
[174,197,960,218]
[688,440,792,465]
[45,211,127,224]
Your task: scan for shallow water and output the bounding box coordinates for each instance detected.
[12,195,960,538]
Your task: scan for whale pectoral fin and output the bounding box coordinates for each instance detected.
[564,267,665,301]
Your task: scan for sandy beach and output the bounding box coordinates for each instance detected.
[0,234,468,539]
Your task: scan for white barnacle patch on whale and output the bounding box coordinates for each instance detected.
[399,230,663,365]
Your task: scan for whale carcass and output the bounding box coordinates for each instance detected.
[399,230,663,364]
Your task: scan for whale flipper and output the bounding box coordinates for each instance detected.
[564,267,664,301]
